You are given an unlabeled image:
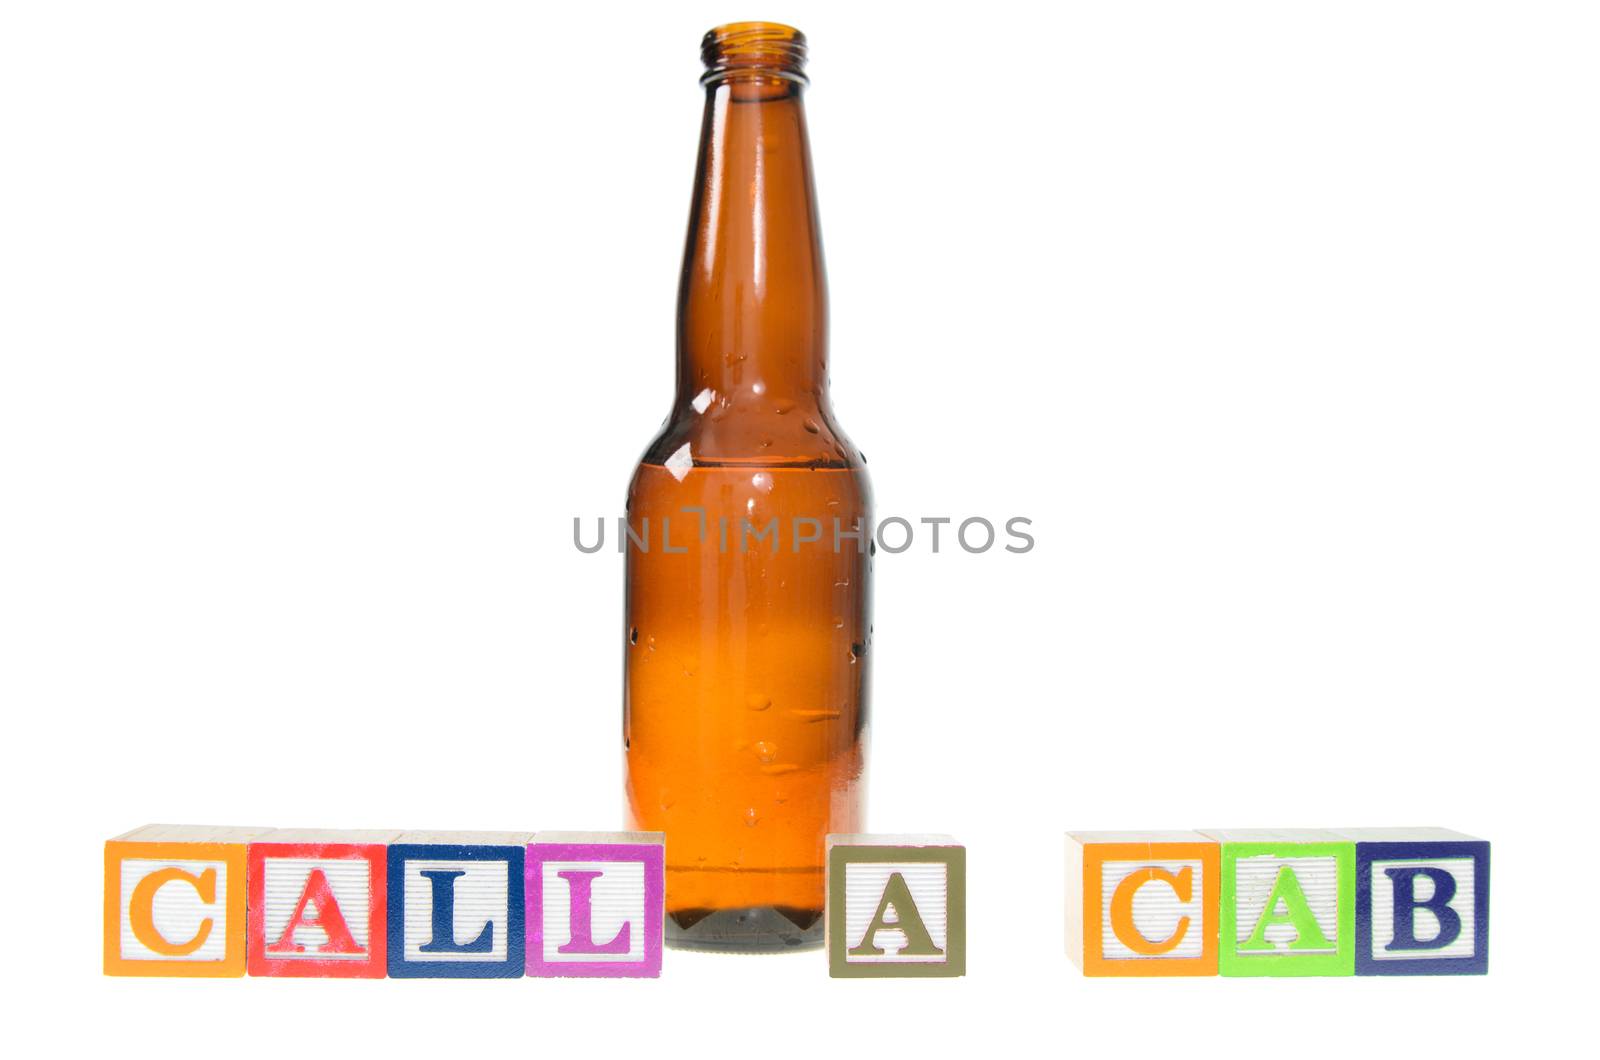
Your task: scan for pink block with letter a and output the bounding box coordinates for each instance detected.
[246,829,399,979]
[526,832,664,978]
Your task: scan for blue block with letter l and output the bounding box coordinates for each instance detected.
[386,832,531,978]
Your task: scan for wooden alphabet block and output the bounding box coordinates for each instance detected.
[247,829,399,978]
[104,824,269,977]
[826,835,966,978]
[1065,831,1220,976]
[1341,827,1490,975]
[1202,829,1355,977]
[386,831,533,979]
[526,831,664,978]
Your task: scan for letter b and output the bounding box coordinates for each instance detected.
[1384,866,1461,951]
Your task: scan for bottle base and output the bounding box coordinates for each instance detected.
[666,905,825,953]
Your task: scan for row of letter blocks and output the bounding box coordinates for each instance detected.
[105,827,665,978]
[106,827,967,978]
[1066,829,1489,976]
[108,824,1486,978]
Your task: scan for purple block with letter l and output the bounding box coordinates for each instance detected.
[526,831,664,978]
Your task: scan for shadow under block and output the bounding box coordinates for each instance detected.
[247,829,399,978]
[1341,828,1490,976]
[387,831,533,979]
[105,825,270,977]
[826,835,966,978]
[526,832,664,978]
[1065,831,1220,976]
[1203,829,1355,977]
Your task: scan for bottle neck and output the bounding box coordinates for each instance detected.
[676,77,827,410]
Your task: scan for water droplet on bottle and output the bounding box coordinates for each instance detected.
[833,617,845,629]
[629,627,639,645]
[752,740,778,763]
[746,694,772,712]
[752,472,774,493]
[774,399,795,415]
[850,641,865,662]
[744,807,760,827]
[803,418,820,434]
[790,708,842,723]
[761,763,800,776]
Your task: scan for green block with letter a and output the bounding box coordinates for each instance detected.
[1203,829,1355,977]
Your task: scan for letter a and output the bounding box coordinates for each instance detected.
[1239,865,1333,952]
[848,872,943,957]
[267,868,363,954]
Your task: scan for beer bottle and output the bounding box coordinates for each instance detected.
[623,22,872,951]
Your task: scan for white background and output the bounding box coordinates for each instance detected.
[2,0,1596,1054]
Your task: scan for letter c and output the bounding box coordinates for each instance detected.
[129,867,216,956]
[1109,866,1192,955]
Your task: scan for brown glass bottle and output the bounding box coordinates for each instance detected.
[623,23,871,952]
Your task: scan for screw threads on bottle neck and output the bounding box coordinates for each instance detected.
[701,22,808,86]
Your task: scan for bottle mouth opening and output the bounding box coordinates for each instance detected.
[701,21,808,86]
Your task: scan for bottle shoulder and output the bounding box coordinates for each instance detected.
[627,443,873,523]
[635,397,867,473]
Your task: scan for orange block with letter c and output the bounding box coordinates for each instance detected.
[1068,831,1221,977]
[104,826,265,977]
